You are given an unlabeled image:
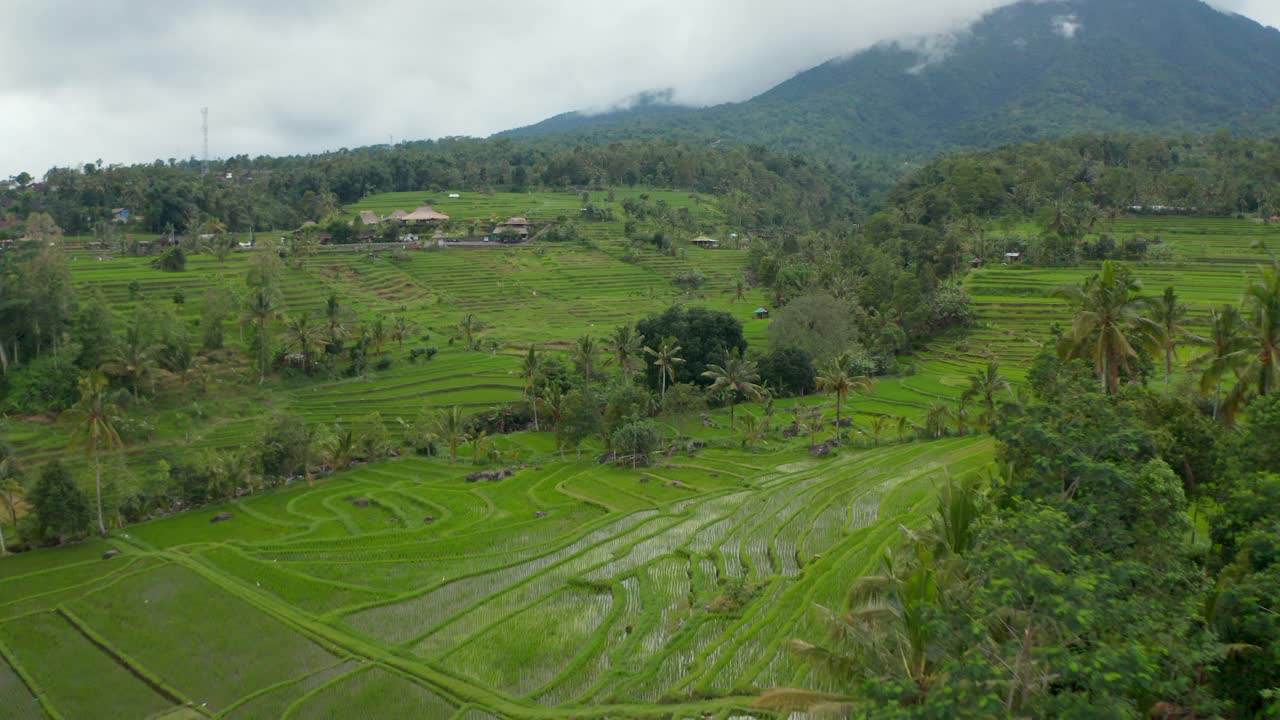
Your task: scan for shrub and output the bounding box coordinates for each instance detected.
[610,419,664,467]
[31,460,91,543]
[375,358,393,371]
[151,245,186,272]
[411,347,438,363]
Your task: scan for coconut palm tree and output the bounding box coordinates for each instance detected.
[390,315,413,350]
[68,372,123,536]
[103,318,158,400]
[701,349,764,441]
[896,415,915,444]
[1053,260,1153,395]
[607,323,645,381]
[241,285,281,383]
[458,313,482,350]
[1187,304,1249,419]
[0,445,19,556]
[644,336,685,401]
[962,363,1010,432]
[816,352,873,445]
[759,545,945,715]
[925,404,952,439]
[868,415,890,447]
[435,406,470,463]
[1222,264,1280,421]
[284,312,328,373]
[368,316,389,358]
[574,335,603,386]
[0,444,20,529]
[323,424,357,471]
[520,345,544,431]
[324,293,350,349]
[1139,286,1189,395]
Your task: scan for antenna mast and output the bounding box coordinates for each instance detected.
[201,107,209,175]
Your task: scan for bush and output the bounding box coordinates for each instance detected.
[151,245,186,272]
[31,460,91,543]
[2,355,81,414]
[673,268,707,289]
[375,358,393,371]
[610,419,665,467]
[756,346,817,397]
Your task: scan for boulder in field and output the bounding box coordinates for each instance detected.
[210,512,234,523]
[351,498,371,508]
[534,511,548,519]
[102,549,121,560]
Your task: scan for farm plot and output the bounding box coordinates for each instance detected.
[1,435,989,718]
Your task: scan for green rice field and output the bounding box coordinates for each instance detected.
[3,203,1277,718]
[0,436,993,718]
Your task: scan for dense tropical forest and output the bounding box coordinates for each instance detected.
[1,128,1278,718]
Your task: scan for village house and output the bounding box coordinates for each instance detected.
[754,307,770,320]
[111,208,131,223]
[359,210,380,226]
[403,205,450,228]
[388,209,409,222]
[691,236,719,249]
[493,217,531,243]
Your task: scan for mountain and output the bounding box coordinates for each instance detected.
[497,0,1280,157]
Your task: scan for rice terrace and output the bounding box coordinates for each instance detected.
[5,2,1280,711]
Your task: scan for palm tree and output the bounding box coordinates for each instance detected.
[0,444,20,528]
[925,404,952,439]
[816,352,873,445]
[103,318,158,400]
[701,349,764,441]
[868,415,890,447]
[574,335,602,386]
[458,313,481,350]
[896,415,914,444]
[962,363,1010,432]
[0,444,20,556]
[759,546,945,715]
[323,424,357,471]
[369,316,389,357]
[435,406,470,463]
[241,285,281,383]
[324,293,350,349]
[1187,305,1249,419]
[1223,264,1280,421]
[607,323,645,381]
[1140,286,1189,395]
[1053,260,1152,395]
[69,372,123,536]
[521,345,543,431]
[953,395,971,436]
[644,336,685,401]
[284,313,328,373]
[390,315,412,350]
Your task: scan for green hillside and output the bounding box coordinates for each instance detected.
[500,0,1280,157]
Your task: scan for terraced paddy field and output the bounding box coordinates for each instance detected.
[2,190,763,465]
[858,216,1280,423]
[0,436,993,719]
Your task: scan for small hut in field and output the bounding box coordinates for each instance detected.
[403,206,450,227]
[754,307,770,320]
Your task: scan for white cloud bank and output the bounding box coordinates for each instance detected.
[0,0,1276,176]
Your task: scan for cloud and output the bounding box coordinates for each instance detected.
[1,0,1278,177]
[1052,14,1082,38]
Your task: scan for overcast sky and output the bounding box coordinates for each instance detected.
[1,0,1276,177]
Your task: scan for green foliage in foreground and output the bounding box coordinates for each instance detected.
[765,353,1280,719]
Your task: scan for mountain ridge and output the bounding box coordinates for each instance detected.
[497,0,1280,156]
